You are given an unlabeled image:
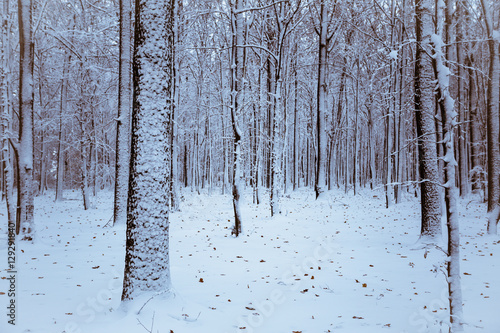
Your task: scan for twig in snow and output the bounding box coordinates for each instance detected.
[136,311,155,333]
[137,295,156,314]
[103,215,114,228]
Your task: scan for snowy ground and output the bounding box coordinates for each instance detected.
[0,187,498,333]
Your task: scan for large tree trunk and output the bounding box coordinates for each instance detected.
[315,1,328,198]
[480,0,500,235]
[113,0,133,225]
[414,0,442,240]
[122,0,175,301]
[17,0,35,240]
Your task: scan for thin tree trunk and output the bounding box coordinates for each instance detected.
[271,80,283,216]
[1,0,15,226]
[169,0,181,211]
[353,58,360,195]
[230,0,244,236]
[55,53,69,202]
[468,57,482,192]
[113,0,132,224]
[455,0,469,196]
[433,0,464,328]
[315,1,328,198]
[39,131,46,195]
[293,59,299,190]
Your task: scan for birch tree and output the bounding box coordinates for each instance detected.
[17,0,35,239]
[122,0,174,301]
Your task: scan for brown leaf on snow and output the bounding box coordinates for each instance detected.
[199,278,204,283]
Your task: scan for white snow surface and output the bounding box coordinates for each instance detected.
[0,188,499,333]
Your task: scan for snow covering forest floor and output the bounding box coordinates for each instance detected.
[0,187,499,333]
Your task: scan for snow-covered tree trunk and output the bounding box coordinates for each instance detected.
[80,143,91,211]
[55,53,70,202]
[315,0,328,199]
[271,81,283,216]
[455,0,469,197]
[293,58,299,190]
[39,131,47,195]
[414,0,442,240]
[480,0,500,235]
[169,0,181,212]
[1,0,15,226]
[229,0,244,236]
[17,0,35,240]
[122,0,174,301]
[367,102,376,189]
[113,0,132,225]
[467,60,483,193]
[432,0,464,328]
[353,58,360,195]
[385,103,393,207]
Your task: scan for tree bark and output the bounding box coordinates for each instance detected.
[414,0,442,240]
[56,53,70,202]
[315,0,328,198]
[113,0,133,225]
[480,0,500,235]
[229,0,244,236]
[122,0,175,301]
[17,0,35,240]
[433,0,464,327]
[1,0,15,226]
[293,56,299,190]
[169,0,181,211]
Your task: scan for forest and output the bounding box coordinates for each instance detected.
[0,0,499,332]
